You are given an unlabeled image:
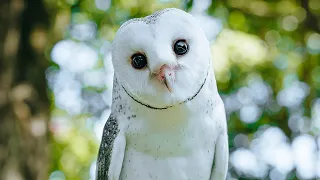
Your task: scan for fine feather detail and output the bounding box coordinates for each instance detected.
[118,8,178,30]
[96,114,119,180]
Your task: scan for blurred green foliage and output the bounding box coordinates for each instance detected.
[43,0,320,179]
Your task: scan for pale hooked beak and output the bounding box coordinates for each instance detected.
[158,64,175,93]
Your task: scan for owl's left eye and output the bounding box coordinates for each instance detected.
[173,39,189,56]
[131,53,147,69]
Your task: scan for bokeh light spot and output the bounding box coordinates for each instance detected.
[265,30,281,46]
[282,15,299,32]
[307,33,320,54]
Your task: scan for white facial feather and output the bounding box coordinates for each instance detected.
[112,8,212,108]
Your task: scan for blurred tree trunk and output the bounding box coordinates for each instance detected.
[0,0,50,179]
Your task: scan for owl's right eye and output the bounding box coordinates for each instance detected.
[131,53,147,69]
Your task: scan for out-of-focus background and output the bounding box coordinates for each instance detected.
[0,0,319,179]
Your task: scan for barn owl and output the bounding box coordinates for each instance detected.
[96,8,228,180]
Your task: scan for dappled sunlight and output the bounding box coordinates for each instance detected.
[231,126,320,179]
[51,40,98,73]
[211,29,268,76]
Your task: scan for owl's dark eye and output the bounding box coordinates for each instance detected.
[131,53,147,69]
[173,39,189,55]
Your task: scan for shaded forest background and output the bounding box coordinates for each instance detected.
[0,0,319,180]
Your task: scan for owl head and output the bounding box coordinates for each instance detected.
[112,8,212,109]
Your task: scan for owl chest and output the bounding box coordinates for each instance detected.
[119,110,219,180]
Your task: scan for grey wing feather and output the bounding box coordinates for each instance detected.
[96,113,119,180]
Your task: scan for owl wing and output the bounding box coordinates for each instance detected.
[209,130,228,180]
[210,101,229,180]
[96,113,126,180]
